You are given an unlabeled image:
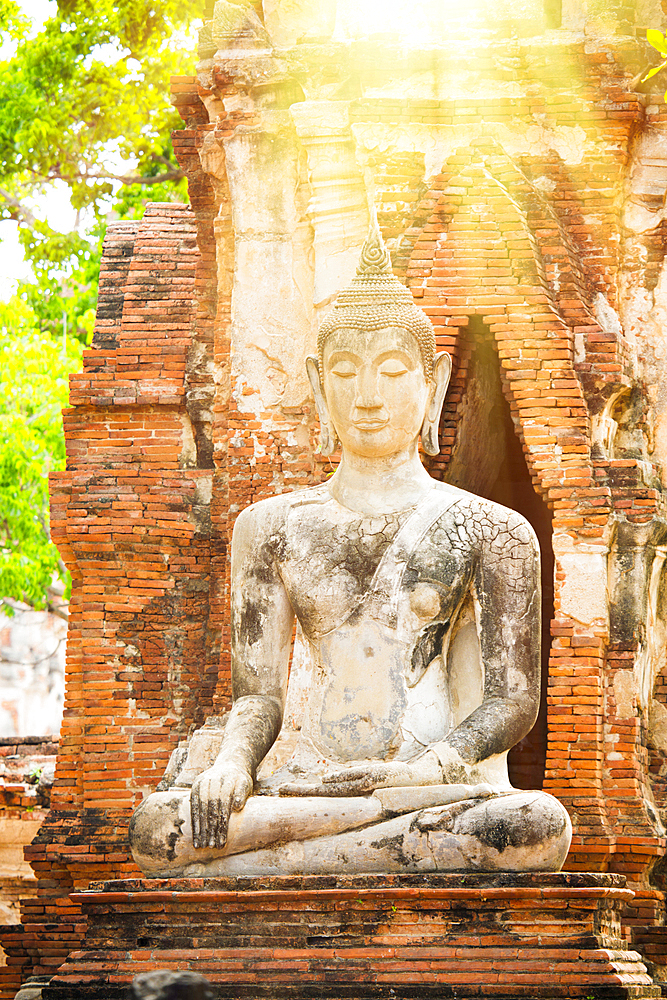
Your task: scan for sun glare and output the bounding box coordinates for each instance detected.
[335,0,482,42]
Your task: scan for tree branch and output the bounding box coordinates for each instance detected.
[0,188,37,227]
[113,169,185,186]
[46,600,69,622]
[1,595,69,622]
[33,166,185,187]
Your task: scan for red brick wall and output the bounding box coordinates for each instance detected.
[8,179,220,989]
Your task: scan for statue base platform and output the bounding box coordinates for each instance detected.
[42,873,659,999]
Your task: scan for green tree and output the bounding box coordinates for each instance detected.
[0,1,200,611]
[0,0,199,341]
[0,297,83,618]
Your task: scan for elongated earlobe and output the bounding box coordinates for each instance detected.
[306,356,340,456]
[421,423,439,458]
[319,422,339,456]
[421,351,452,457]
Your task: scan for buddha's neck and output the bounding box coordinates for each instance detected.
[327,445,434,515]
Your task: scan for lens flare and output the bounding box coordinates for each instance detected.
[336,0,462,42]
[334,0,550,42]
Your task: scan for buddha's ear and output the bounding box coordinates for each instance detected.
[306,356,340,456]
[421,351,451,457]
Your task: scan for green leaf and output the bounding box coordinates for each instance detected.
[642,61,667,81]
[647,28,667,54]
[0,1,200,607]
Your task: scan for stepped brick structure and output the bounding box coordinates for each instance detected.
[0,737,57,998]
[7,0,667,995]
[44,874,661,1000]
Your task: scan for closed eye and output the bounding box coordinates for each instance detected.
[331,361,357,378]
[380,366,408,377]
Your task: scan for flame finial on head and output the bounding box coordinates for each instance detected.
[357,215,393,275]
[317,217,436,378]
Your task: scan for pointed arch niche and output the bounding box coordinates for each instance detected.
[431,317,553,789]
[401,143,598,790]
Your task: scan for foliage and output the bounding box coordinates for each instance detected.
[0,0,198,341]
[0,297,83,617]
[17,220,104,343]
[642,28,667,97]
[0,1,28,38]
[0,1,200,611]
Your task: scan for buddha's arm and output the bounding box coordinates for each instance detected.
[438,510,541,773]
[191,505,294,848]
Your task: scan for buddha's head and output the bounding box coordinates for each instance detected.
[306,221,451,459]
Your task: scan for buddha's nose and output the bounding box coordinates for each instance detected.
[355,368,382,409]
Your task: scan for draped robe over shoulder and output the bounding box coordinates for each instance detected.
[257,483,490,786]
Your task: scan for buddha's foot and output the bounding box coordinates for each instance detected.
[129,787,571,877]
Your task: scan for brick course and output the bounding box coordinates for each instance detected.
[44,874,659,1000]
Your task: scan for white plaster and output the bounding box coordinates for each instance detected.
[223,118,316,409]
[553,534,609,626]
[614,669,637,719]
[231,241,312,407]
[623,199,666,236]
[262,0,337,47]
[634,547,667,712]
[291,101,369,310]
[593,292,622,336]
[179,414,197,468]
[194,475,213,506]
[291,100,355,137]
[649,699,667,751]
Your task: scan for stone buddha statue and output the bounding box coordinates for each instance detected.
[129,222,571,877]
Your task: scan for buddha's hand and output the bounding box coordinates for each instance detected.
[191,760,253,849]
[316,750,443,796]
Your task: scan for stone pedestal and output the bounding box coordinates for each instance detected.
[41,873,659,999]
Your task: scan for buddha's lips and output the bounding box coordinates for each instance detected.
[353,419,388,430]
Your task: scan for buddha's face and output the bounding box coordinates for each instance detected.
[322,326,431,459]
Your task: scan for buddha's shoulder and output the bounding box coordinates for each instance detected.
[232,483,331,534]
[432,482,538,546]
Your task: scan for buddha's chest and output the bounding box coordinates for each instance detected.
[279,505,474,640]
[278,500,479,762]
